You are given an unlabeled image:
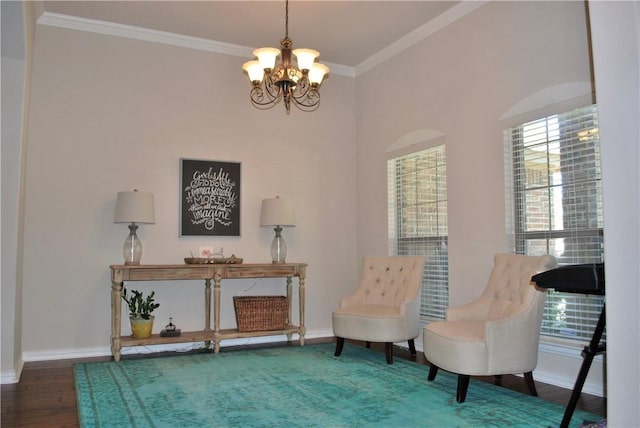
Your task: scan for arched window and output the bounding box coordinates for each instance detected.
[505,104,605,341]
[387,144,449,322]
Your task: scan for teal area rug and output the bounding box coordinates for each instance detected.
[74,343,599,427]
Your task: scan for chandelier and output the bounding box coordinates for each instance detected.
[242,0,330,114]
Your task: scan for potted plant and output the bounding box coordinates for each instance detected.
[122,288,160,339]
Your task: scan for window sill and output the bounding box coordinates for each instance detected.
[539,335,605,363]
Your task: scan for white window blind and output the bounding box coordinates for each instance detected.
[505,104,605,342]
[387,145,449,322]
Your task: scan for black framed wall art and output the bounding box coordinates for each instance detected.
[180,158,241,236]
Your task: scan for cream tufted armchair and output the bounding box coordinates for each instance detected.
[333,256,426,364]
[423,253,557,402]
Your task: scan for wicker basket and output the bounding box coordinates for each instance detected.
[233,296,290,332]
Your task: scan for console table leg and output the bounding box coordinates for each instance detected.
[204,279,212,349]
[286,277,293,342]
[213,271,222,353]
[298,271,306,346]
[110,277,123,362]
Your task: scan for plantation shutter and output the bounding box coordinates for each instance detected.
[506,104,605,341]
[387,145,449,322]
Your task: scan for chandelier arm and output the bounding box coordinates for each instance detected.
[291,76,311,99]
[249,85,282,109]
[291,98,320,112]
[289,76,320,109]
[290,89,320,111]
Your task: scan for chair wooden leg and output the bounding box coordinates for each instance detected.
[385,342,393,364]
[494,375,503,386]
[427,364,439,381]
[457,375,470,403]
[408,339,416,355]
[524,371,538,396]
[334,337,345,357]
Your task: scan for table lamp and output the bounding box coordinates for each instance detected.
[114,189,155,265]
[260,196,295,263]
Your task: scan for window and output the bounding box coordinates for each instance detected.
[505,104,605,342]
[387,145,449,322]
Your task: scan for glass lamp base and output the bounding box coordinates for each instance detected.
[123,223,142,265]
[270,226,287,263]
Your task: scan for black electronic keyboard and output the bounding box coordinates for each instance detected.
[532,262,606,428]
[532,263,605,295]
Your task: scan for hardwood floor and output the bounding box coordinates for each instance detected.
[1,338,606,427]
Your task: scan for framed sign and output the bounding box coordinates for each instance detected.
[180,159,240,236]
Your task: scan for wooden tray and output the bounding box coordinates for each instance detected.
[184,256,243,264]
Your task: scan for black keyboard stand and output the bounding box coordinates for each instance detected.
[560,303,606,428]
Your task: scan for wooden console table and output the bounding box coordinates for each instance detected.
[110,263,307,361]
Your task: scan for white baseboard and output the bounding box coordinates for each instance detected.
[0,358,24,385]
[17,328,336,364]
[535,341,605,397]
[22,346,113,363]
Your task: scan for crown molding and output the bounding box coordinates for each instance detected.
[36,11,354,77]
[38,12,251,57]
[37,2,488,79]
[355,1,489,76]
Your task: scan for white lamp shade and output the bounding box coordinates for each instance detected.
[292,48,319,71]
[308,63,330,85]
[114,190,155,224]
[243,60,264,83]
[253,47,280,70]
[260,197,295,227]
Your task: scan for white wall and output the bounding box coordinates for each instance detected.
[356,1,606,394]
[589,1,640,426]
[19,23,357,360]
[1,0,36,383]
[1,1,25,382]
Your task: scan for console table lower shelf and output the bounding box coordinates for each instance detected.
[110,263,307,361]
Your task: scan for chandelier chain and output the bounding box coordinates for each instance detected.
[285,0,289,39]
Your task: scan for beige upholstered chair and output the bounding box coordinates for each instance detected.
[423,253,557,402]
[333,255,426,364]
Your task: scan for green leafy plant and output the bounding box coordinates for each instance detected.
[122,288,160,320]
